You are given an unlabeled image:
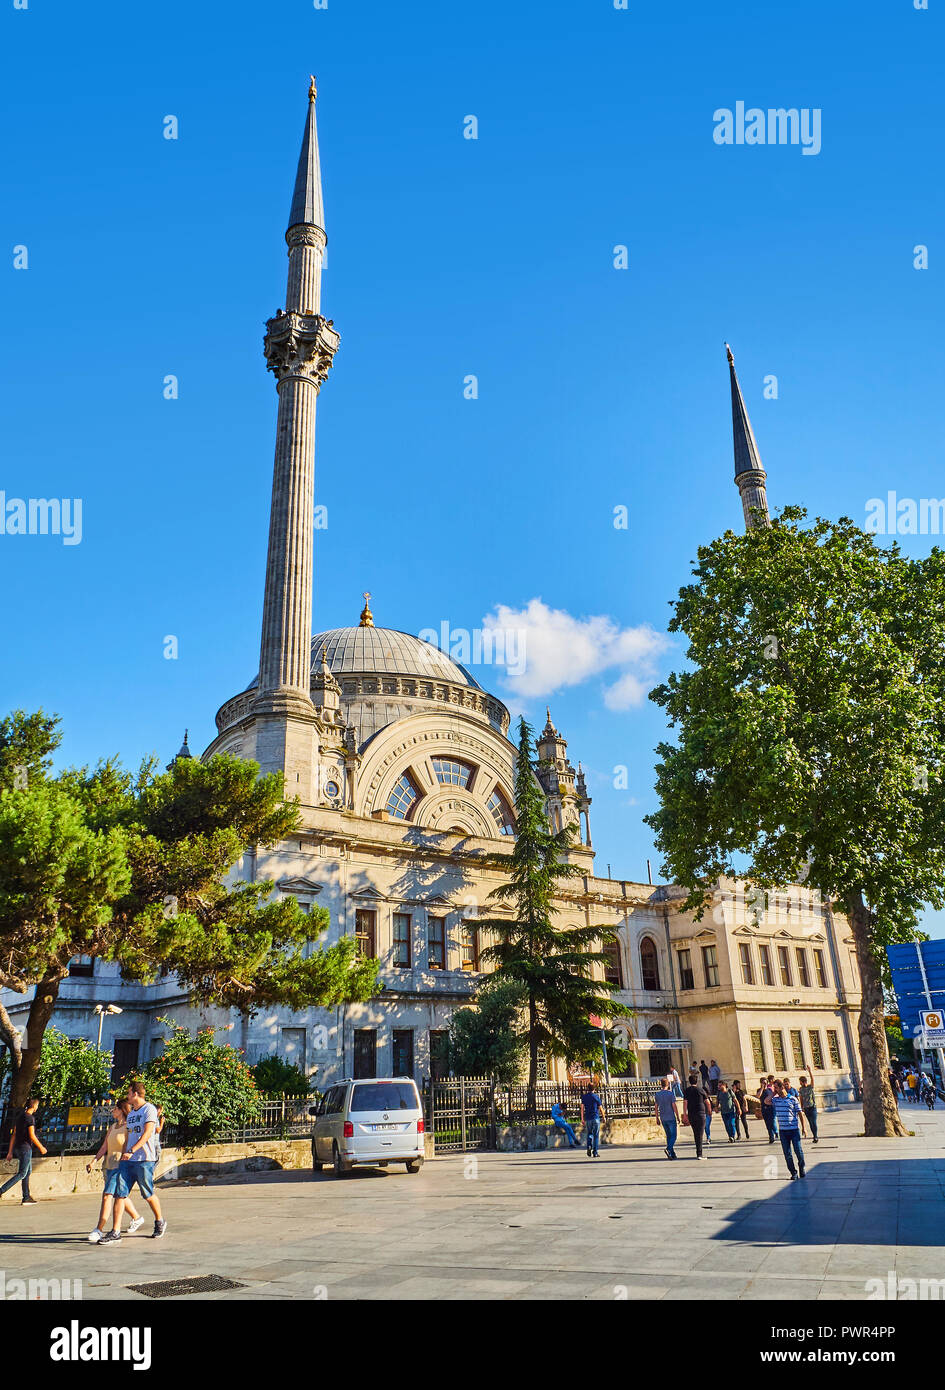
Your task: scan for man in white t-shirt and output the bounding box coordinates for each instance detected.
[99,1082,167,1243]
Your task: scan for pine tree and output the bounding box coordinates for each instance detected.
[475,718,631,1117]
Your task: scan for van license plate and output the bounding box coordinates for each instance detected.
[372,1124,399,1131]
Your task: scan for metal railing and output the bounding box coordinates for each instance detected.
[0,1094,318,1155]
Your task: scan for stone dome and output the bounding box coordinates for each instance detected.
[310,627,482,688]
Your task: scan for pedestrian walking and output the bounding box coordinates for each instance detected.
[581,1084,605,1159]
[86,1100,146,1242]
[654,1078,680,1159]
[771,1080,806,1180]
[670,1066,684,1100]
[708,1060,721,1095]
[758,1076,779,1143]
[100,1082,166,1243]
[682,1072,712,1160]
[0,1098,46,1204]
[699,1059,710,1090]
[798,1075,819,1143]
[550,1099,581,1148]
[783,1079,809,1138]
[717,1082,740,1142]
[732,1080,751,1139]
[907,1069,919,1103]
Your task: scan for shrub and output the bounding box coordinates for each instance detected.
[250,1054,312,1096]
[0,1027,111,1105]
[118,1017,260,1147]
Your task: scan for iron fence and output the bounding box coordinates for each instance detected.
[0,1094,318,1155]
[423,1076,661,1152]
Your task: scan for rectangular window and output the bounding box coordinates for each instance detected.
[69,955,94,978]
[110,1038,139,1082]
[790,1029,805,1069]
[826,1029,842,1068]
[808,1030,824,1069]
[355,909,376,958]
[604,941,623,989]
[677,949,694,991]
[759,945,774,986]
[429,1030,449,1081]
[353,1029,377,1080]
[392,912,411,968]
[750,1029,767,1072]
[739,943,754,985]
[771,1030,787,1072]
[427,917,445,970]
[814,949,828,988]
[701,945,719,988]
[795,948,811,988]
[392,1029,414,1077]
[777,945,792,987]
[461,924,479,971]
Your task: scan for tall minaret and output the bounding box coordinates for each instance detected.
[251,78,340,797]
[725,344,769,530]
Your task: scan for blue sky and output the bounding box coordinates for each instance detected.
[3,1,944,930]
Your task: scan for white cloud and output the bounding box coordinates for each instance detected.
[480,598,668,709]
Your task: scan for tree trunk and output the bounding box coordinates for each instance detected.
[847,891,906,1138]
[10,973,64,1108]
[527,994,538,1123]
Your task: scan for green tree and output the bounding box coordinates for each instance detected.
[447,977,528,1084]
[121,1019,261,1147]
[250,1054,313,1095]
[0,710,380,1109]
[646,509,945,1138]
[476,718,631,1116]
[0,1026,111,1105]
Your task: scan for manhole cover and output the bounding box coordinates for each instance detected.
[127,1275,246,1299]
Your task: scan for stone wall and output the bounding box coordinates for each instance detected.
[495,1115,662,1152]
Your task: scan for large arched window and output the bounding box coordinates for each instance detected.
[486,788,515,836]
[432,758,473,788]
[640,936,661,991]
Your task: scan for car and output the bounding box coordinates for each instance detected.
[309,1076,425,1177]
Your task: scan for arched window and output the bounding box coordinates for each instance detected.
[432,758,473,788]
[486,788,515,836]
[386,771,421,820]
[640,936,661,991]
[647,1022,671,1078]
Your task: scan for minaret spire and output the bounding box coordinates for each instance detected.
[252,82,341,796]
[725,343,770,530]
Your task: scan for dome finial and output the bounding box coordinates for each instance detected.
[308,74,317,102]
[359,591,374,627]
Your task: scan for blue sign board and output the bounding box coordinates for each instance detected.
[886,940,945,1043]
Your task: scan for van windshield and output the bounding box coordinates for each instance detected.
[350,1083,417,1113]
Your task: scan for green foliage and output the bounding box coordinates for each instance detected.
[0,1027,111,1105]
[0,710,381,1105]
[250,1054,313,1095]
[447,978,528,1084]
[120,1019,261,1147]
[477,718,632,1099]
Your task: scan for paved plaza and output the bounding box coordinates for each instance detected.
[3,1103,945,1301]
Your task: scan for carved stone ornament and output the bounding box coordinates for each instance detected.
[263,310,340,385]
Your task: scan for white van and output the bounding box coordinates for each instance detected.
[310,1077,425,1176]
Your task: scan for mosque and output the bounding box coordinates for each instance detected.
[4,83,863,1097]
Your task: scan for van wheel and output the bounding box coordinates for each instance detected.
[405,1158,423,1174]
[332,1143,350,1178]
[312,1154,324,1172]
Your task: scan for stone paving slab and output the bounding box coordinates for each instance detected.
[2,1103,944,1300]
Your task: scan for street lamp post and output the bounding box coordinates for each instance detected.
[92,1004,122,1051]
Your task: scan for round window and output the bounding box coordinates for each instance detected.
[325,780,340,798]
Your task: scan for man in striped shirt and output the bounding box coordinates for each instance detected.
[771,1080,806,1180]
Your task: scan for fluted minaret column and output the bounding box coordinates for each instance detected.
[256,78,339,714]
[726,343,770,530]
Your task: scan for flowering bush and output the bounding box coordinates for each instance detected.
[0,1027,112,1105]
[117,1018,261,1147]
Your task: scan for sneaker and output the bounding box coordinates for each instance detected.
[789,1172,798,1181]
[21,1197,37,1205]
[664,1147,671,1158]
[813,1137,819,1144]
[152,1219,167,1239]
[799,1168,807,1178]
[127,1216,145,1235]
[697,1154,708,1161]
[88,1229,104,1243]
[99,1230,121,1244]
